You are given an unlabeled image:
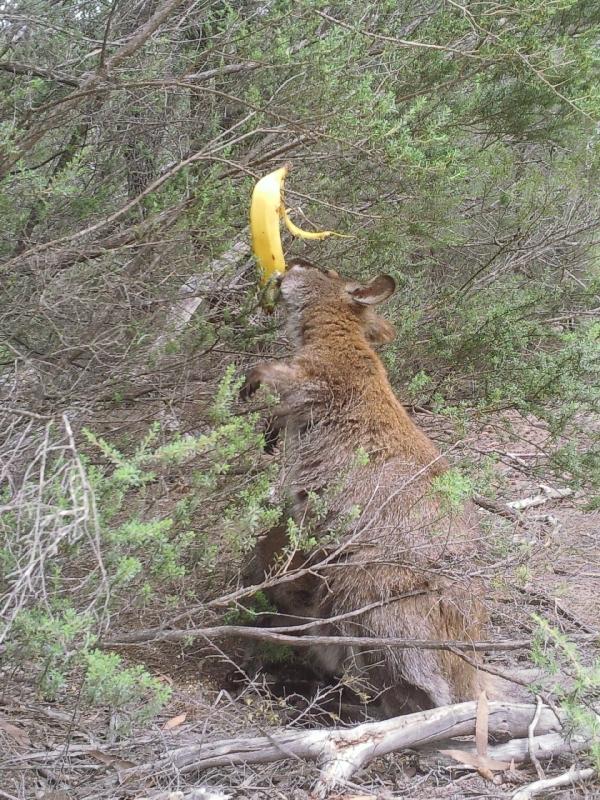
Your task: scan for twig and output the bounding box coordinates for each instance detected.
[473,494,519,521]
[0,789,21,800]
[528,696,545,781]
[449,647,532,688]
[146,791,231,800]
[512,766,596,800]
[0,60,78,86]
[507,485,572,511]
[2,407,54,420]
[315,10,482,58]
[516,585,598,635]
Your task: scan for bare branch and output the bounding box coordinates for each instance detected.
[0,60,78,86]
[512,767,597,800]
[102,621,598,651]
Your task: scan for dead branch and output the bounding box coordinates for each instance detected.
[144,790,231,800]
[473,493,520,521]
[528,696,545,780]
[433,731,589,767]
[512,766,597,800]
[152,238,251,353]
[0,60,79,86]
[515,585,598,635]
[507,485,572,511]
[103,622,597,652]
[126,701,568,797]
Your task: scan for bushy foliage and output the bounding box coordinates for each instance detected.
[1,372,277,716]
[532,616,600,769]
[0,0,598,739]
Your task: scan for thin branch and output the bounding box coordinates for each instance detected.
[473,493,520,521]
[0,60,79,86]
[185,61,261,81]
[102,621,597,651]
[315,10,483,58]
[528,695,546,781]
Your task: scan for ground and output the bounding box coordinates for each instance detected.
[1,410,598,799]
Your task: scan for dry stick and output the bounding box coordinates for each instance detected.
[152,590,430,645]
[450,647,532,688]
[512,767,597,800]
[315,9,483,57]
[528,696,545,781]
[507,485,572,511]
[433,732,590,770]
[2,407,54,421]
[515,585,598,636]
[472,493,520,522]
[103,623,597,651]
[146,791,231,800]
[0,60,79,86]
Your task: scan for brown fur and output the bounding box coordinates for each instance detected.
[241,262,492,714]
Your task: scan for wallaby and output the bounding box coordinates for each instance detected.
[241,261,492,715]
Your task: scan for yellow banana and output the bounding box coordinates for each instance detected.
[282,208,349,241]
[250,165,288,288]
[250,165,349,309]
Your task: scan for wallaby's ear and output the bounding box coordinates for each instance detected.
[349,274,396,306]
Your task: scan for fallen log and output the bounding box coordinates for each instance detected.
[129,701,572,797]
[435,731,589,768]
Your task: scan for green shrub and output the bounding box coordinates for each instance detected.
[532,616,600,769]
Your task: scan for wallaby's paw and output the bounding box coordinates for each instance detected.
[239,369,261,400]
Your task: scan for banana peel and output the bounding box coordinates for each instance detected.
[250,165,349,310]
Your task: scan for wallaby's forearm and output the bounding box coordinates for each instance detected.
[240,361,304,400]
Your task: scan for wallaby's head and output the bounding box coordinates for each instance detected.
[279,260,396,345]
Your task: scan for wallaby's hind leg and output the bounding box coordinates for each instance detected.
[325,581,484,712]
